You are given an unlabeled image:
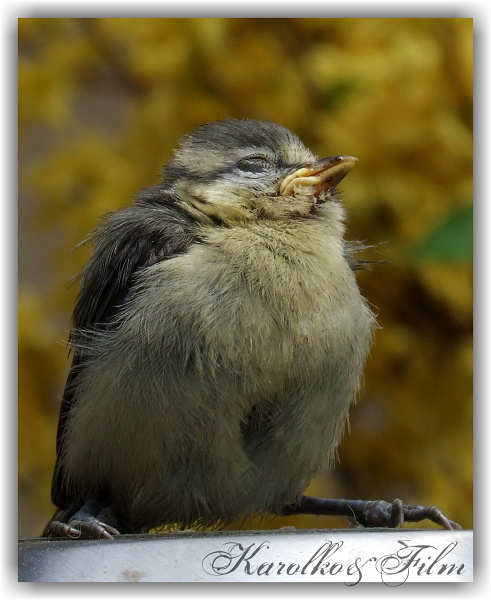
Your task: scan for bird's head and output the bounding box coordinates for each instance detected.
[163,119,357,225]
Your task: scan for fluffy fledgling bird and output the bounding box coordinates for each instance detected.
[44,119,460,538]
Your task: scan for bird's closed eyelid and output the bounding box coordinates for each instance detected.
[236,154,273,174]
[241,154,270,161]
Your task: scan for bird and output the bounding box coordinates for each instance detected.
[43,118,460,539]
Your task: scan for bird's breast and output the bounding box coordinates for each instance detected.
[148,221,374,394]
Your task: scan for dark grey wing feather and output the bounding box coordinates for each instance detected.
[52,188,199,507]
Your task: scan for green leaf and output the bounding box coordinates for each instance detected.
[410,205,473,263]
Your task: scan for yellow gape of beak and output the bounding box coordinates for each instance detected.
[279,155,358,200]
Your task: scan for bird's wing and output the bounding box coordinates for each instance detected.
[52,188,199,507]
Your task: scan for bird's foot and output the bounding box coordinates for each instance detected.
[45,517,119,539]
[348,498,462,530]
[282,496,462,530]
[44,500,120,539]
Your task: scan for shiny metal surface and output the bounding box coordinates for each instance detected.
[19,528,473,583]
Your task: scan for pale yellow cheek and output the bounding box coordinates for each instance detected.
[188,196,251,225]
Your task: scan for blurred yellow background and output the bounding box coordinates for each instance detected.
[18,18,473,538]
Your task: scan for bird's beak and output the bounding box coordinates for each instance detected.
[279,155,358,198]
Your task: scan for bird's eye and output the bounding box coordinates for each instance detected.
[236,155,270,174]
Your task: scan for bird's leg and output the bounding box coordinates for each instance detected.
[281,495,462,530]
[44,499,121,539]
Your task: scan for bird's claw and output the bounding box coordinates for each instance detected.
[45,517,120,539]
[354,498,462,530]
